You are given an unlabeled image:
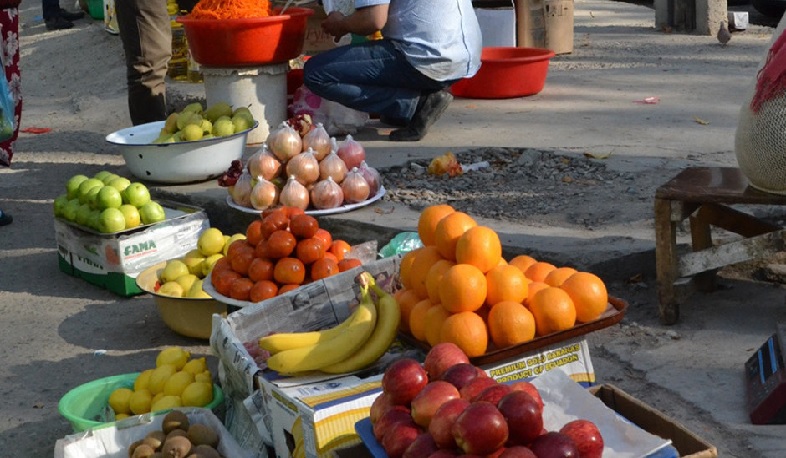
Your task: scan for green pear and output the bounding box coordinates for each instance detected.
[213,119,235,137]
[164,112,179,134]
[183,102,204,114]
[204,102,233,123]
[231,115,252,133]
[182,124,204,142]
[200,119,213,135]
[232,106,253,121]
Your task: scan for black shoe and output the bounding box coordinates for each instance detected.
[389,90,453,142]
[59,8,85,21]
[46,17,73,30]
[379,115,408,128]
[0,210,12,226]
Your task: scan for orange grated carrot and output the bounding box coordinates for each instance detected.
[189,0,271,19]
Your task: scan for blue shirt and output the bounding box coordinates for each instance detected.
[354,0,482,82]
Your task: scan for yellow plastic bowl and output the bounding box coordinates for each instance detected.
[58,372,224,433]
[136,262,227,340]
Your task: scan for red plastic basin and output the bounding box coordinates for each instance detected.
[177,7,315,67]
[451,47,555,99]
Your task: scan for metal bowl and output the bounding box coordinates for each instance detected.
[106,121,254,184]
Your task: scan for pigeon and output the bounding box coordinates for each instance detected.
[717,21,731,47]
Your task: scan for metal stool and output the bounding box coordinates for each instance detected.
[654,167,786,324]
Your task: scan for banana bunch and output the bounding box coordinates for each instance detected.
[260,272,401,375]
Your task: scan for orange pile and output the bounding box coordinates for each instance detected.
[210,206,361,302]
[397,204,609,358]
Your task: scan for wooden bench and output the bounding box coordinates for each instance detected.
[654,167,786,324]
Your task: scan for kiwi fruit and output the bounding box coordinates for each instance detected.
[128,440,144,458]
[188,444,221,458]
[143,430,167,451]
[187,423,219,448]
[161,410,190,435]
[131,443,156,458]
[161,435,192,458]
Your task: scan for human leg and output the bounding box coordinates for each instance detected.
[0,6,21,168]
[116,0,171,125]
[303,40,446,122]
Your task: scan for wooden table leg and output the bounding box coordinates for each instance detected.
[690,205,717,292]
[655,198,680,324]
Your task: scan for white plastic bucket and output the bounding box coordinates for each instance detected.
[202,63,288,144]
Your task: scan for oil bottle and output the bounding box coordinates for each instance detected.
[167,0,188,81]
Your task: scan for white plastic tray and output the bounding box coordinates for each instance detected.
[226,185,386,216]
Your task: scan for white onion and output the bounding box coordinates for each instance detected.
[247,144,282,181]
[267,122,302,163]
[286,149,320,186]
[230,169,255,208]
[319,150,348,183]
[357,160,381,196]
[303,122,331,160]
[341,167,371,204]
[249,178,279,210]
[310,176,344,209]
[337,134,366,170]
[279,174,310,210]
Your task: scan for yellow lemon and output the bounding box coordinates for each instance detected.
[182,357,207,376]
[129,389,152,415]
[148,364,177,395]
[156,347,190,369]
[108,387,133,415]
[115,413,130,421]
[194,369,212,384]
[134,369,154,392]
[163,370,195,397]
[181,382,213,407]
[151,395,183,413]
[152,392,165,406]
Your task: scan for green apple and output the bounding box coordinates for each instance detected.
[162,259,190,283]
[122,182,151,208]
[65,174,89,199]
[187,279,212,299]
[93,170,112,182]
[99,207,126,233]
[75,203,92,226]
[183,249,207,277]
[108,176,131,193]
[97,186,123,210]
[119,204,141,229]
[100,173,120,185]
[87,210,103,231]
[53,193,70,217]
[158,281,184,298]
[77,178,104,204]
[62,198,81,221]
[139,200,166,225]
[85,186,103,209]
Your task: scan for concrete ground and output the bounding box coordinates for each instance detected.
[2,0,786,456]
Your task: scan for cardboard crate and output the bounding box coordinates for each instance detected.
[590,384,718,458]
[481,336,594,386]
[515,0,574,55]
[55,202,208,296]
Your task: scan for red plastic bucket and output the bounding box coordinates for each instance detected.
[177,7,315,67]
[451,47,555,99]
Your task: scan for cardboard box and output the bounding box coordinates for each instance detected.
[55,202,208,296]
[515,0,574,55]
[590,384,718,458]
[475,7,517,47]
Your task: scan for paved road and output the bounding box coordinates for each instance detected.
[1,0,785,456]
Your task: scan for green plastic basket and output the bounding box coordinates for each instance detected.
[58,372,224,433]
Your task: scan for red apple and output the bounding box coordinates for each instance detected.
[559,420,604,458]
[528,432,579,458]
[383,358,429,405]
[452,402,509,455]
[496,391,544,446]
[425,342,471,381]
[472,383,513,405]
[411,381,461,428]
[370,392,395,424]
[441,363,482,390]
[383,421,422,458]
[429,398,470,449]
[509,381,544,412]
[403,432,440,458]
[459,376,498,401]
[374,405,413,441]
[499,446,537,458]
[428,450,460,458]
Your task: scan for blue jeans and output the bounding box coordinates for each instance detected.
[303,40,455,123]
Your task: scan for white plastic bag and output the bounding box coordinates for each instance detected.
[289,85,369,136]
